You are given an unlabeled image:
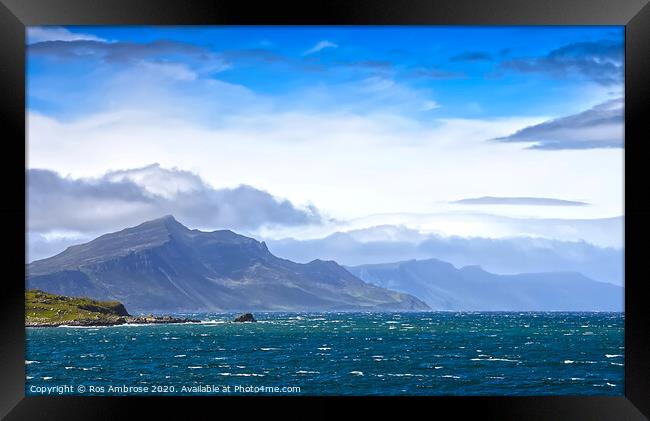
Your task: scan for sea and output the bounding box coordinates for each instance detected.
[25,312,624,396]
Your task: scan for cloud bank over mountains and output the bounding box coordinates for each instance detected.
[27,162,623,283]
[28,164,322,236]
[266,225,623,286]
[26,163,623,287]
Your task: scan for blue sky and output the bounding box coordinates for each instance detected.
[28,26,623,121]
[25,26,624,282]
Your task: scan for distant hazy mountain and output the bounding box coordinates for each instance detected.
[267,225,623,285]
[347,259,623,311]
[26,216,429,313]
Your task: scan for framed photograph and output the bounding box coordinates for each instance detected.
[1,0,648,419]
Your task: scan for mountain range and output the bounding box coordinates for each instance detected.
[26,216,428,313]
[266,224,623,285]
[26,215,623,313]
[347,259,623,311]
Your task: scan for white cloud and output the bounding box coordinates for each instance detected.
[26,47,623,243]
[303,40,338,55]
[344,213,623,248]
[260,210,623,249]
[421,100,441,111]
[105,164,204,199]
[137,61,198,81]
[27,26,107,44]
[296,75,443,115]
[28,106,623,232]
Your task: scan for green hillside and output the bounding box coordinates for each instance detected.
[26,289,129,326]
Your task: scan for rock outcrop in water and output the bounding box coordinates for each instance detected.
[233,313,256,322]
[26,216,429,313]
[25,289,199,327]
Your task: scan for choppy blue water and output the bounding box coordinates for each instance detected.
[26,312,624,396]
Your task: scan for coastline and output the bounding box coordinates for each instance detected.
[25,315,201,328]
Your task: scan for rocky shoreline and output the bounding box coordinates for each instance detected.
[26,289,201,327]
[26,315,201,328]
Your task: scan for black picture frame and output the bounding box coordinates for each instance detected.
[1,0,648,419]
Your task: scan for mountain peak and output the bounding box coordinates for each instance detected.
[142,214,181,227]
[460,264,486,273]
[29,216,191,273]
[28,217,429,312]
[134,214,190,235]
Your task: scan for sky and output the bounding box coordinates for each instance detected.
[26,26,625,284]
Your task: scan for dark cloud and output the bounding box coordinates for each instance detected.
[495,98,623,150]
[500,39,623,85]
[451,196,589,206]
[339,60,393,70]
[221,48,287,64]
[28,168,152,202]
[29,39,399,78]
[27,164,322,234]
[28,39,296,73]
[415,67,466,80]
[498,48,512,57]
[28,39,210,64]
[450,51,493,62]
[29,38,391,74]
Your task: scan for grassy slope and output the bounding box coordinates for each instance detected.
[26,289,129,324]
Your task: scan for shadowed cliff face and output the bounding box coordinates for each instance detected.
[347,259,623,311]
[27,216,429,313]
